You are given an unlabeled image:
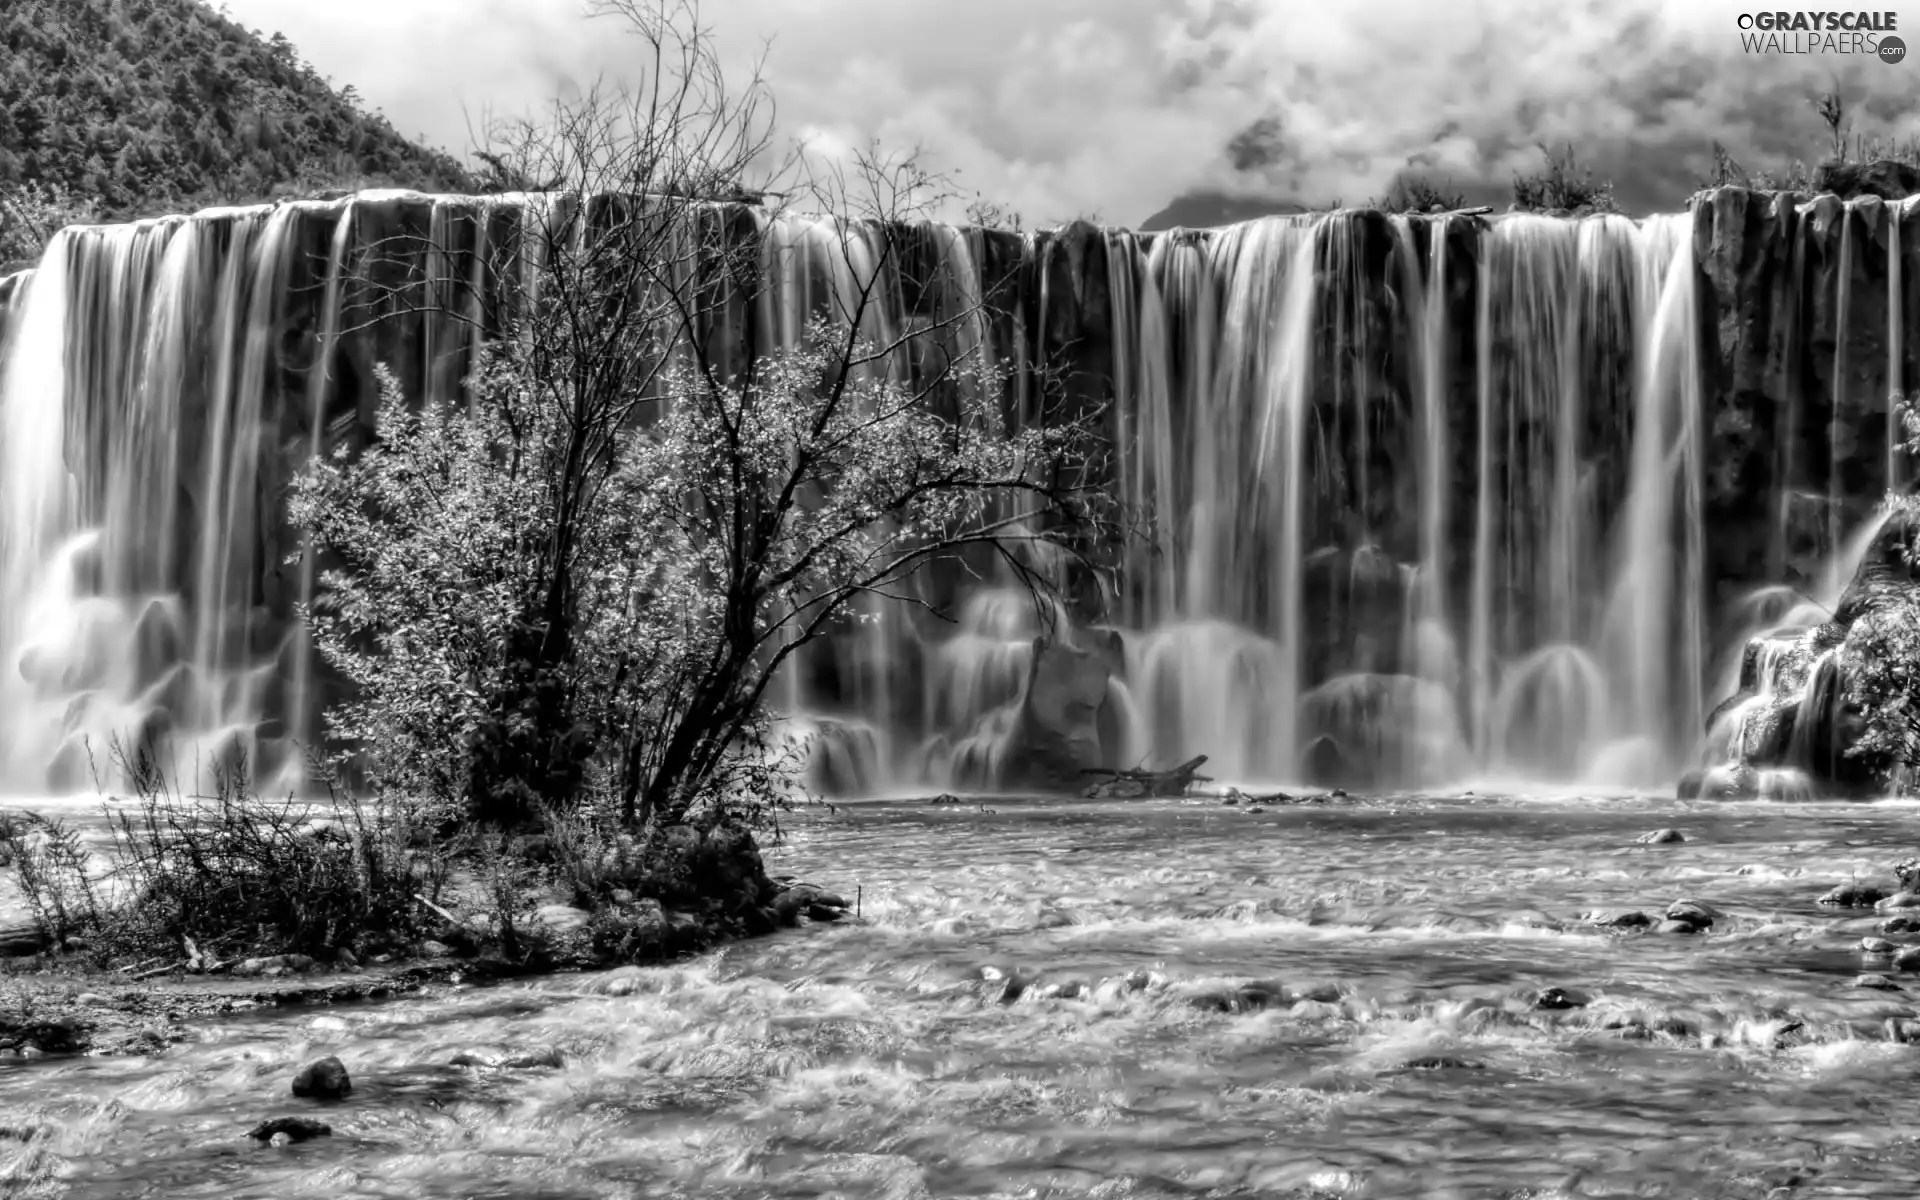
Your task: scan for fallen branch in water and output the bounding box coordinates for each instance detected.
[1080,755,1212,798]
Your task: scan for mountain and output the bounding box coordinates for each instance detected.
[0,0,471,234]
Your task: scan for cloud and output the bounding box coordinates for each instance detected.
[221,0,1920,224]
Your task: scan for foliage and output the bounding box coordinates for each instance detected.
[0,740,446,961]
[1510,143,1620,215]
[0,0,470,239]
[1698,88,1920,193]
[1370,175,1467,214]
[293,0,1103,835]
[1843,401,1920,777]
[0,181,100,269]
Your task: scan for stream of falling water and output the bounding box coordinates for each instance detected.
[8,792,1920,1198]
[0,197,1910,801]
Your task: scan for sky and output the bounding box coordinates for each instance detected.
[218,0,1920,225]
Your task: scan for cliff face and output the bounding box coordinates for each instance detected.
[0,187,1912,796]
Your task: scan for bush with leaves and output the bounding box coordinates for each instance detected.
[1510,143,1620,215]
[291,0,1103,843]
[1842,403,1920,782]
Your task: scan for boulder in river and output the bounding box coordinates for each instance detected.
[1819,883,1888,908]
[1637,828,1686,845]
[291,1055,351,1100]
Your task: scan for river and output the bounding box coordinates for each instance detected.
[4,791,1920,1198]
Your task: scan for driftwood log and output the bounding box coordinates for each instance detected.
[1081,755,1212,799]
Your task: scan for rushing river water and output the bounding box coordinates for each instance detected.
[6,792,1920,1199]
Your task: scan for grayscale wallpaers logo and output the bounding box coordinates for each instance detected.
[1736,11,1905,58]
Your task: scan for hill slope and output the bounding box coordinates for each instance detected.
[0,0,471,235]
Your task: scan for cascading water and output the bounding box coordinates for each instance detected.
[0,188,1907,799]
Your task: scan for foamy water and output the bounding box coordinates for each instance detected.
[6,793,1920,1198]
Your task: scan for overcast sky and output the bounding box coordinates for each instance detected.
[219,0,1920,225]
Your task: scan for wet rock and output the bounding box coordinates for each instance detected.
[532,905,591,936]
[231,954,316,978]
[1882,915,1920,935]
[1245,805,1267,814]
[1895,857,1920,889]
[1654,919,1702,935]
[1402,1055,1483,1070]
[291,1055,351,1100]
[1637,828,1686,845]
[1815,158,1920,201]
[1887,1017,1920,1043]
[1862,937,1897,954]
[1584,909,1653,931]
[1291,980,1343,1004]
[1853,974,1902,990]
[452,1045,564,1069]
[1188,978,1291,1014]
[1665,900,1720,928]
[0,1017,86,1056]
[418,940,454,958]
[772,883,850,926]
[978,964,1039,1003]
[1876,891,1920,912]
[1819,883,1888,908]
[1896,947,1920,972]
[928,793,962,806]
[73,992,113,1007]
[247,1117,330,1143]
[1035,978,1090,1001]
[1532,986,1591,1011]
[1124,968,1165,992]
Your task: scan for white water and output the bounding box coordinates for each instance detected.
[8,792,1920,1197]
[0,195,1912,800]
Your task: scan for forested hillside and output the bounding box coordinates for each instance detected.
[1,0,472,263]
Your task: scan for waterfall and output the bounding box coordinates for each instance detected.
[4,188,1895,799]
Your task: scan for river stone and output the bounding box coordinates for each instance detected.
[1862,937,1897,954]
[73,993,112,1007]
[247,1117,331,1142]
[1819,883,1888,908]
[1584,909,1652,930]
[1637,828,1686,845]
[231,954,315,978]
[1665,901,1719,928]
[532,905,591,935]
[291,1055,351,1100]
[1532,986,1591,1010]
[1894,947,1920,972]
[1653,919,1701,935]
[1876,891,1920,912]
[1853,974,1902,990]
[1883,915,1920,934]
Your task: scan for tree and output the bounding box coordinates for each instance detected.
[293,0,1105,834]
[0,178,99,267]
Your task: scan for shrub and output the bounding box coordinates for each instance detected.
[2,740,447,963]
[1510,143,1620,215]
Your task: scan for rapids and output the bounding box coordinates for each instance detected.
[8,791,1920,1198]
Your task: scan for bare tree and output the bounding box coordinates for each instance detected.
[297,0,1109,830]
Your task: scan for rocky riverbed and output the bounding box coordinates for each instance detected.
[7,790,1920,1198]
